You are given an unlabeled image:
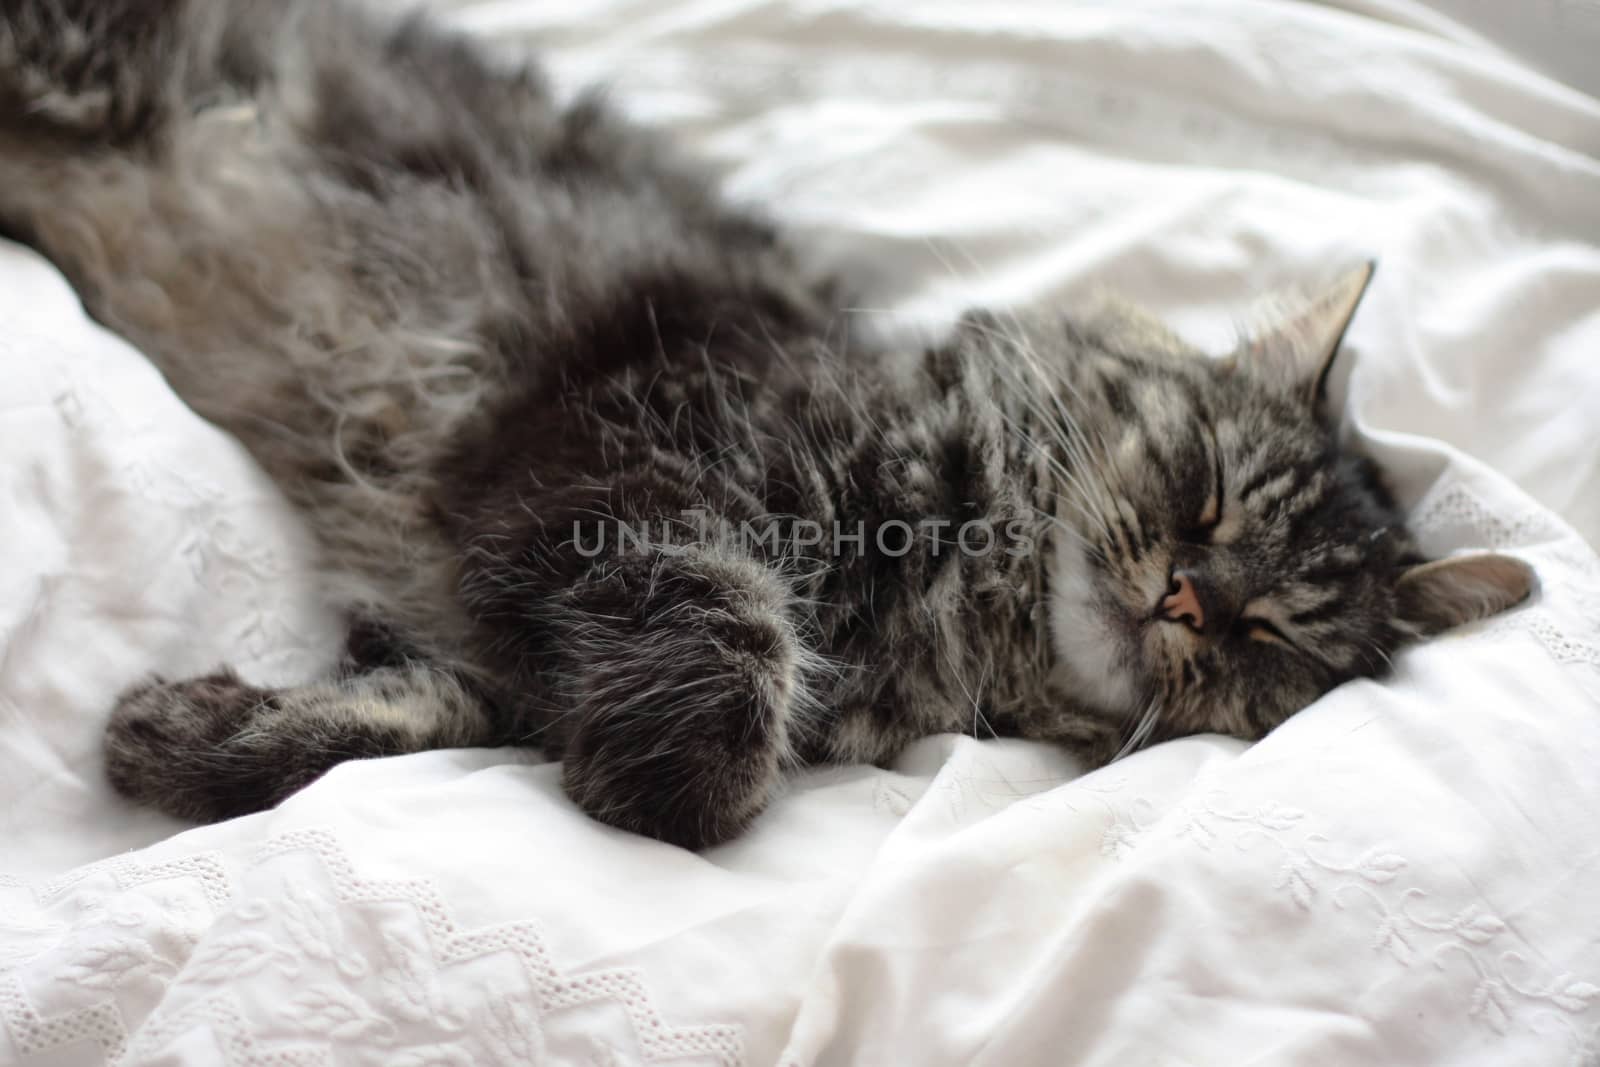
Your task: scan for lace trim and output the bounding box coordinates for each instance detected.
[2,829,744,1066]
[0,853,232,1061]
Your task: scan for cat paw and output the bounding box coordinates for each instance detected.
[556,550,804,849]
[104,669,277,821]
[561,666,791,850]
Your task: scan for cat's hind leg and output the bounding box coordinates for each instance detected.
[104,661,501,822]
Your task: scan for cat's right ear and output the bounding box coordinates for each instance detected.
[1226,261,1376,407]
[1392,553,1537,637]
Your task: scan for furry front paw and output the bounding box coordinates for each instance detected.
[104,669,277,821]
[556,549,805,849]
[561,657,790,850]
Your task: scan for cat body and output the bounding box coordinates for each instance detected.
[0,0,1533,848]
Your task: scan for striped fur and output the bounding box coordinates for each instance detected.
[0,0,1533,847]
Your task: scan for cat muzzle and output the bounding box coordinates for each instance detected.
[1159,568,1240,638]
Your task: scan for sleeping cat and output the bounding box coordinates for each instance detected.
[0,0,1534,849]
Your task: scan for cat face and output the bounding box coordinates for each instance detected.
[1024,266,1535,749]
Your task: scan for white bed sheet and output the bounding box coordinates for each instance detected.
[3,1,1599,1064]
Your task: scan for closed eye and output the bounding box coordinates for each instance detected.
[1241,616,1292,647]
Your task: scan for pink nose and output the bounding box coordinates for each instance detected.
[1161,572,1205,631]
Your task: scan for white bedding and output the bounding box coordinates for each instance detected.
[3,1,1600,1064]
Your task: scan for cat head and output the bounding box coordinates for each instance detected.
[995,264,1535,749]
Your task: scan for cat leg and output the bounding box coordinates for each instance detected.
[1021,710,1127,769]
[104,662,500,823]
[545,543,812,851]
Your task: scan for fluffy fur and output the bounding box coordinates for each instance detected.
[0,0,1535,848]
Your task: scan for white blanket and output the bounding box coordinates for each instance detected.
[3,1,1599,1064]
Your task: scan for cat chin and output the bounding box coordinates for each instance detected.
[1047,531,1144,721]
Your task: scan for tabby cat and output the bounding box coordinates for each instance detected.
[0,0,1534,848]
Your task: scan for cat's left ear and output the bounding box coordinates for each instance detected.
[1228,261,1376,407]
[1393,553,1537,637]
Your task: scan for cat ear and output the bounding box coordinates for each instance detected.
[1393,553,1536,636]
[1228,261,1376,406]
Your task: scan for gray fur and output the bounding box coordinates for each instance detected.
[0,0,1534,848]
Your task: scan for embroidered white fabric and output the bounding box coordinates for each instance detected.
[2,1,1598,1064]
